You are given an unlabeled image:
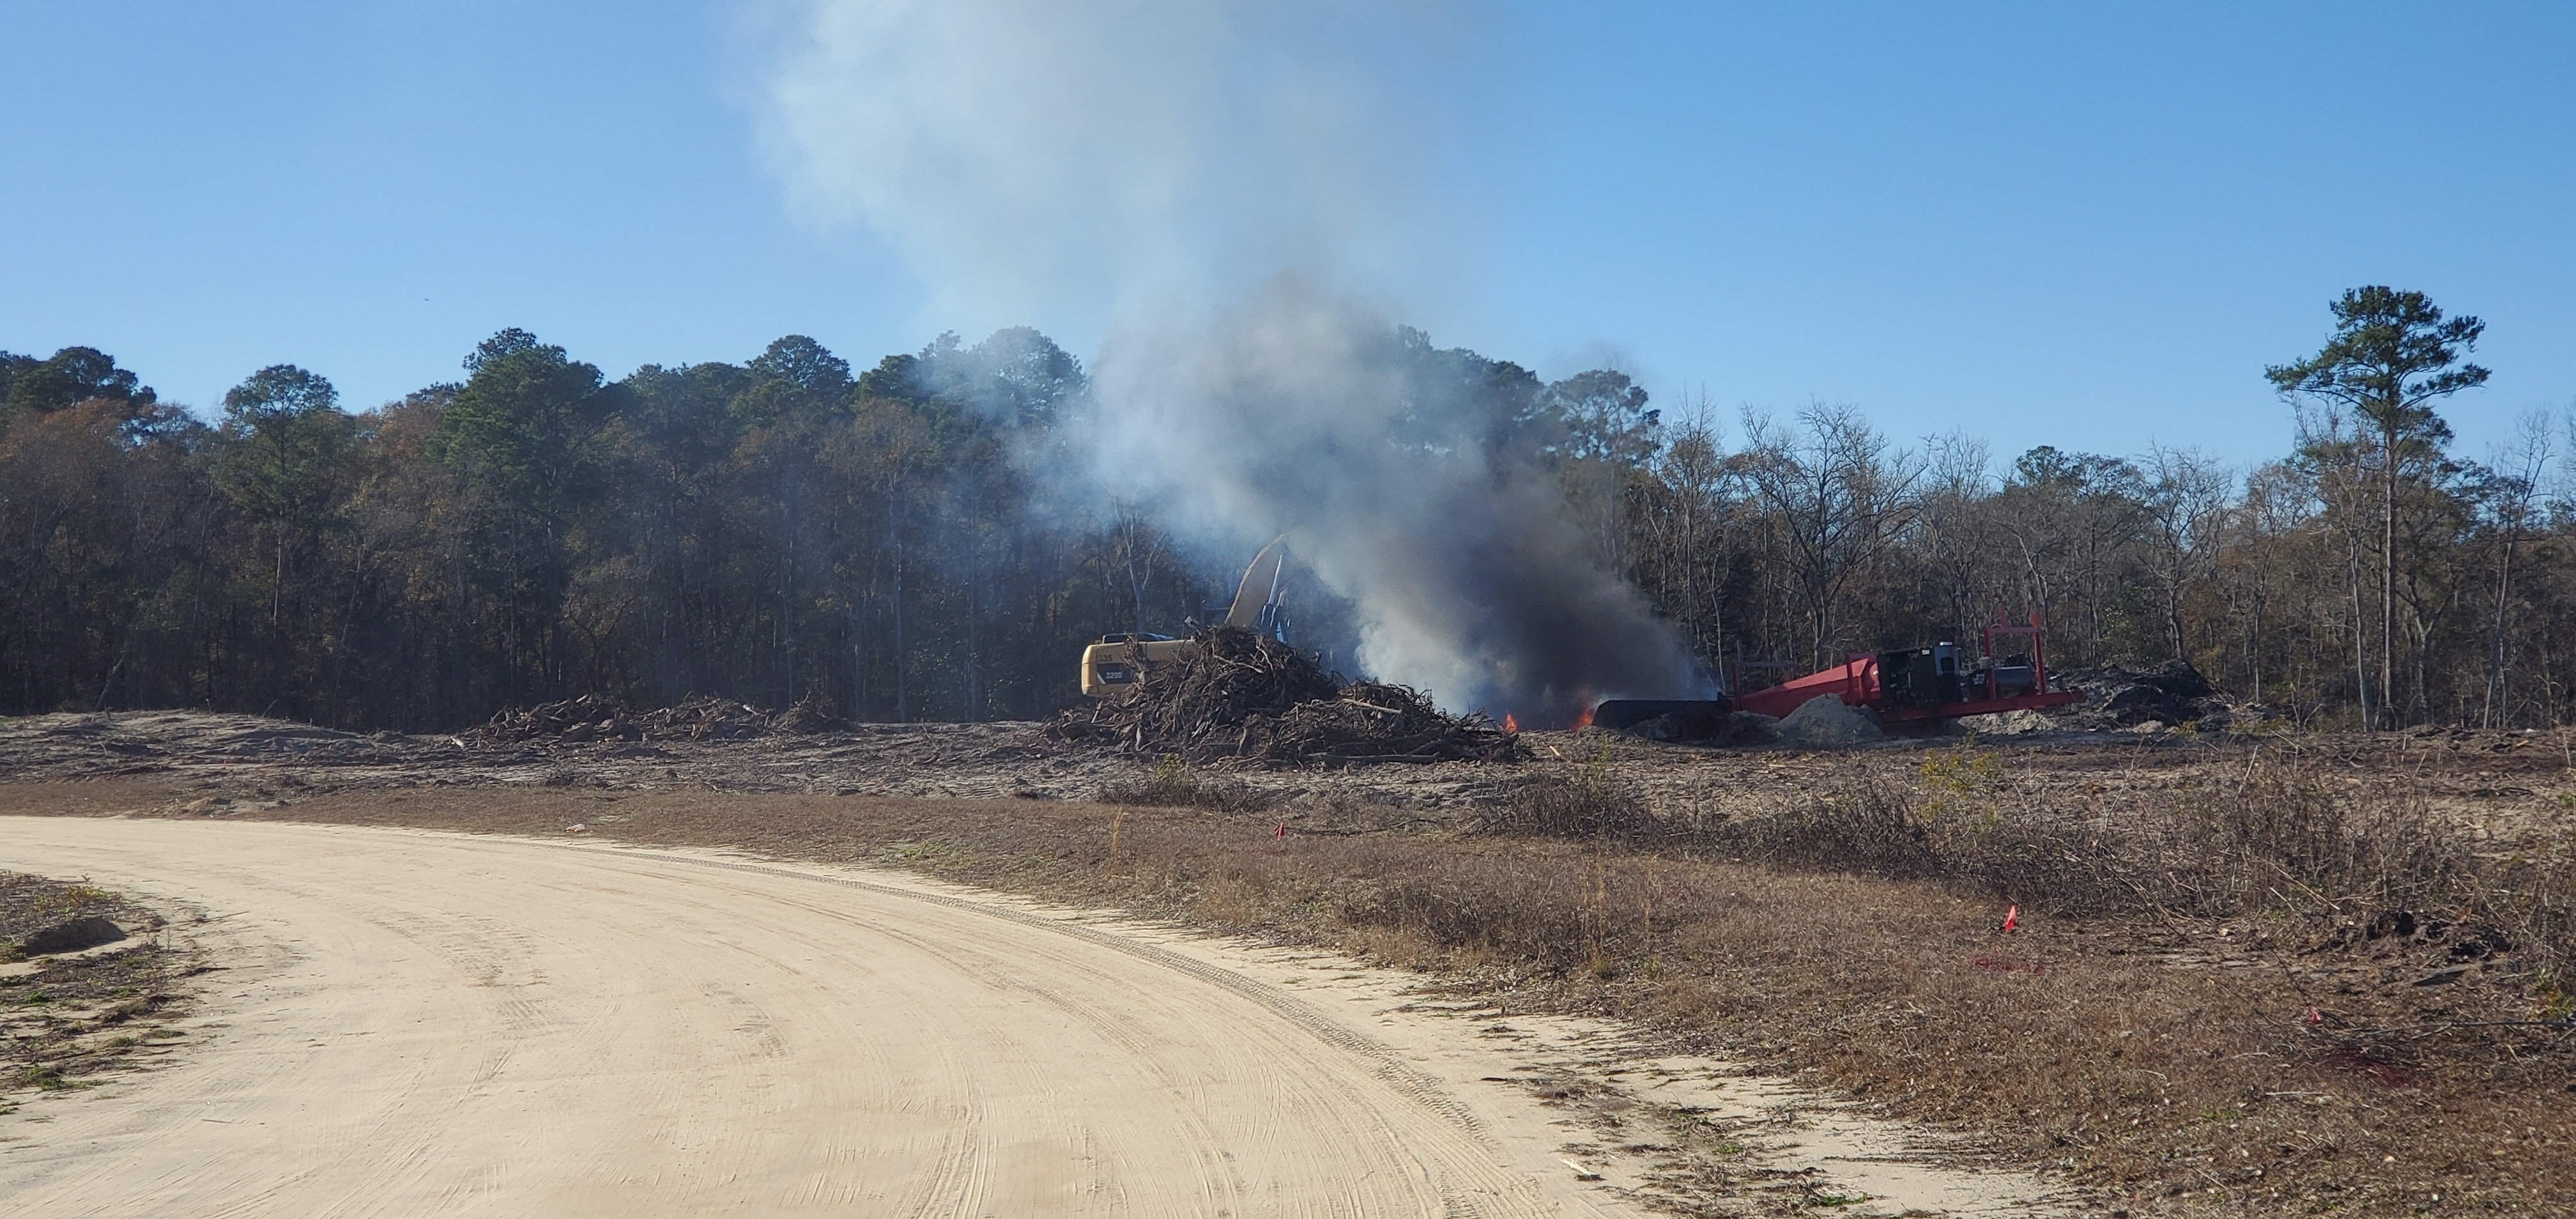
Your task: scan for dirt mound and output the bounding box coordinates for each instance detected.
[1044,627,1522,766]
[15,914,126,957]
[2057,660,2271,730]
[468,694,845,744]
[1779,694,1884,745]
[1951,708,2058,735]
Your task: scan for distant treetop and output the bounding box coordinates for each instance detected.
[1,346,157,417]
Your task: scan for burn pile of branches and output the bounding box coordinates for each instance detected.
[1045,627,1523,766]
[466,693,844,744]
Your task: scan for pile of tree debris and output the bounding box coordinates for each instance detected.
[1045,627,1522,766]
[466,693,844,744]
[2055,660,2275,731]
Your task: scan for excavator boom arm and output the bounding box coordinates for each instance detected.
[1221,535,1289,635]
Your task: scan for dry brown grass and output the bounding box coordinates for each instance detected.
[1471,763,1673,847]
[5,763,2570,1215]
[1710,745,2575,973]
[1092,754,1279,812]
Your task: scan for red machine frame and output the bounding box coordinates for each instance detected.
[1722,611,2082,723]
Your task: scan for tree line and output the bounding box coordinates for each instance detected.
[1608,288,2573,730]
[3,286,2569,731]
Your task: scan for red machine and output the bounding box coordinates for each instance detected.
[1593,612,2082,733]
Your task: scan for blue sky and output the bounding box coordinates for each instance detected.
[4,2,2569,468]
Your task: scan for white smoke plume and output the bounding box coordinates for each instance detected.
[758,0,1459,328]
[759,0,1701,718]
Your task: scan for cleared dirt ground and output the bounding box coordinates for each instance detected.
[3,710,2571,1216]
[2,815,2076,1218]
[3,709,2566,834]
[4,818,1691,1216]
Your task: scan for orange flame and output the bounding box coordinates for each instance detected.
[1501,713,1519,734]
[1570,687,1596,730]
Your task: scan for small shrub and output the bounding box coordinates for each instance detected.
[1913,745,2004,825]
[1473,770,1664,845]
[2533,970,2576,1026]
[1717,778,1942,880]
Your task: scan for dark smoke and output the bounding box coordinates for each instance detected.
[1087,277,1702,722]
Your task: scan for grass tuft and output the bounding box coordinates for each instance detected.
[1471,751,1667,845]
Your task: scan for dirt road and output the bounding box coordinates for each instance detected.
[0,817,1671,1218]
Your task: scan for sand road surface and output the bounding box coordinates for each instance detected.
[1,816,1652,1218]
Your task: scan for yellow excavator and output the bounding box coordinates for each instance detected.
[1080,536,1291,698]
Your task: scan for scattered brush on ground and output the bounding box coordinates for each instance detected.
[1094,755,1277,811]
[467,693,845,744]
[1,871,200,1105]
[1719,743,2576,976]
[1471,753,1675,847]
[2053,659,2282,733]
[1045,627,1522,766]
[1483,747,2576,1211]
